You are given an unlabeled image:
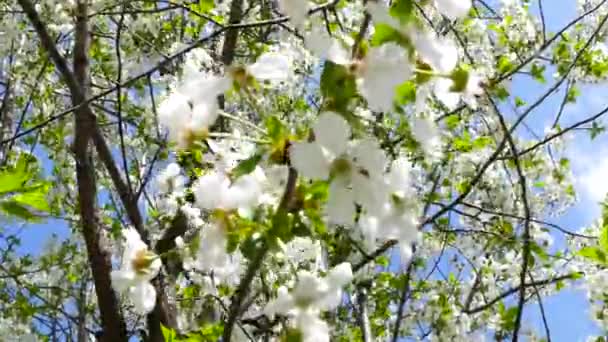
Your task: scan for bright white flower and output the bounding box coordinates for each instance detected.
[282,237,323,267]
[158,91,190,144]
[435,0,471,19]
[413,31,458,73]
[434,77,461,110]
[193,223,230,276]
[264,263,353,342]
[156,163,186,194]
[305,29,412,113]
[411,115,441,157]
[279,0,310,29]
[193,171,261,212]
[357,43,412,112]
[159,75,230,148]
[290,142,331,180]
[304,28,350,65]
[359,158,419,260]
[366,1,400,28]
[255,165,289,206]
[247,52,292,82]
[290,112,350,181]
[111,228,161,314]
[434,71,484,109]
[178,73,231,104]
[290,112,387,224]
[326,181,356,225]
[463,72,484,107]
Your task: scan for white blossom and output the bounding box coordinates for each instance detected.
[111,228,161,314]
[247,52,292,83]
[357,43,412,112]
[264,263,353,342]
[434,0,472,19]
[193,171,261,212]
[290,112,387,224]
[279,0,310,29]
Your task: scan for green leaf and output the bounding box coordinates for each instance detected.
[0,167,30,195]
[161,324,176,342]
[472,136,493,150]
[600,225,608,252]
[530,242,549,261]
[265,116,287,143]
[320,61,357,113]
[389,0,415,24]
[449,67,470,92]
[530,63,546,83]
[590,121,605,140]
[445,114,461,130]
[500,306,519,331]
[395,81,416,105]
[578,246,607,264]
[0,201,37,221]
[493,85,510,101]
[230,153,263,180]
[497,55,514,74]
[282,328,303,342]
[566,85,580,103]
[370,23,412,50]
[414,62,433,84]
[11,183,50,212]
[197,0,214,12]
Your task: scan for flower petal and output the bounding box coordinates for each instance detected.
[435,0,471,20]
[413,32,458,73]
[130,282,157,314]
[278,0,310,28]
[297,311,330,342]
[179,74,230,104]
[327,262,353,287]
[326,182,355,225]
[434,77,460,110]
[193,171,230,210]
[264,286,295,317]
[111,270,135,293]
[359,44,412,112]
[191,100,219,132]
[248,52,292,82]
[226,174,261,211]
[158,91,190,142]
[411,116,441,156]
[290,142,331,180]
[349,139,386,177]
[313,112,351,157]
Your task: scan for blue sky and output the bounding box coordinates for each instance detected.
[10,0,608,340]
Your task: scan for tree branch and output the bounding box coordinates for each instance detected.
[463,273,579,314]
[222,166,298,342]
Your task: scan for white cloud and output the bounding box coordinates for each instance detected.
[577,155,608,204]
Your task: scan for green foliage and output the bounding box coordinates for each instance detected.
[395,81,417,105]
[590,121,605,140]
[230,153,263,180]
[530,63,546,83]
[578,199,608,265]
[0,153,51,221]
[320,61,358,113]
[449,66,470,92]
[370,24,413,52]
[566,84,581,103]
[162,324,177,342]
[162,323,223,342]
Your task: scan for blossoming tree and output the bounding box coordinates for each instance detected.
[1,0,608,341]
